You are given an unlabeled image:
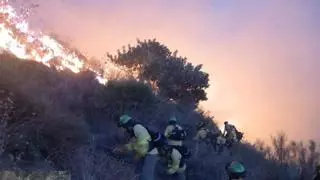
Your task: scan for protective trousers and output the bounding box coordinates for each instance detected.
[139,154,158,180]
[177,171,186,180]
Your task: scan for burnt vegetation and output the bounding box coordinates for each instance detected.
[0,39,319,180]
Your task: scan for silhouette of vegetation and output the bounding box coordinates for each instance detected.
[253,132,320,179]
[107,39,210,105]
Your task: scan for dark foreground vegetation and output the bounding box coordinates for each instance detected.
[0,39,319,180]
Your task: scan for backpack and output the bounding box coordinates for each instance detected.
[146,127,167,150]
[236,131,244,141]
[231,126,243,141]
[230,124,236,131]
[170,145,192,159]
[228,125,243,142]
[168,125,187,141]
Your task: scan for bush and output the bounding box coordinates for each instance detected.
[0,54,90,171]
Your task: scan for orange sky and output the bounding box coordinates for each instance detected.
[14,0,320,143]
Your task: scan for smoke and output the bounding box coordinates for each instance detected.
[12,0,320,142]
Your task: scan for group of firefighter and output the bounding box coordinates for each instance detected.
[114,114,246,180]
[193,120,243,155]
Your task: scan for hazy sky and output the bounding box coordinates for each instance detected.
[13,0,320,142]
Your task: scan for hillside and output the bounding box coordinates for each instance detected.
[0,52,249,179]
[1,51,319,180]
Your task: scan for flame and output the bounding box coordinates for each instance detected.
[0,0,126,84]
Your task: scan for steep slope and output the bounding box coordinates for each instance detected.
[1,53,292,180]
[0,54,137,179]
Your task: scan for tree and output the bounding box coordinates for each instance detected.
[307,140,319,169]
[288,140,299,163]
[271,131,290,165]
[107,39,210,105]
[254,139,272,159]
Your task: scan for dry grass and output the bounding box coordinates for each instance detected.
[0,171,70,180]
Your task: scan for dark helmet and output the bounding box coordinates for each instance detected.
[224,121,228,125]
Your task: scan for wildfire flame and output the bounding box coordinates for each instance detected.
[0,0,125,84]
